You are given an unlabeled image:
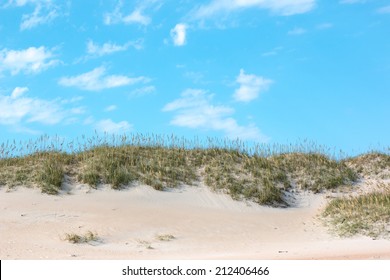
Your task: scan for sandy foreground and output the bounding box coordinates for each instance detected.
[1,182,390,260]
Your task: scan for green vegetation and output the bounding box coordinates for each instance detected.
[269,153,358,193]
[1,134,390,238]
[323,185,390,238]
[343,152,390,180]
[0,134,388,212]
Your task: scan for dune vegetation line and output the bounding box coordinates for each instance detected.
[0,133,389,238]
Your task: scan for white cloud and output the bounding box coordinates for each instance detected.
[191,0,316,19]
[87,40,129,56]
[58,66,150,91]
[122,9,151,25]
[316,22,333,29]
[4,0,60,30]
[339,0,366,4]
[163,89,268,141]
[234,69,273,102]
[261,46,283,57]
[0,46,59,75]
[104,2,151,26]
[170,23,187,46]
[104,105,117,112]
[11,87,29,99]
[130,85,156,97]
[0,87,83,128]
[20,3,58,30]
[95,119,132,134]
[288,27,307,35]
[377,5,390,14]
[3,0,38,7]
[75,39,143,63]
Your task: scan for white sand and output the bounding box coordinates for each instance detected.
[1,183,390,260]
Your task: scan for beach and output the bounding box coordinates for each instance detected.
[1,182,389,260]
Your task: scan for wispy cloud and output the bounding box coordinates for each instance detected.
[316,22,333,30]
[95,119,132,134]
[261,46,283,57]
[377,5,390,14]
[129,85,156,97]
[103,1,152,26]
[339,0,366,4]
[163,89,268,141]
[0,87,83,130]
[86,39,142,57]
[184,71,205,84]
[104,105,117,112]
[0,46,59,75]
[4,0,61,30]
[121,9,151,25]
[190,0,316,19]
[288,27,307,35]
[58,66,150,91]
[170,23,187,46]
[234,69,273,102]
[20,3,58,30]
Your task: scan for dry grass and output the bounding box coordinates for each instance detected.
[64,231,99,244]
[156,234,175,241]
[343,152,390,180]
[1,133,390,238]
[323,184,390,238]
[0,133,388,210]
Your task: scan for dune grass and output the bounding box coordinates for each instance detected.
[343,152,390,180]
[1,133,390,237]
[0,133,388,209]
[323,185,390,238]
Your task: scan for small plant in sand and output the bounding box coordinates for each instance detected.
[156,234,175,241]
[64,231,99,244]
[137,239,154,249]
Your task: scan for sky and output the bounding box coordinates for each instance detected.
[0,0,389,155]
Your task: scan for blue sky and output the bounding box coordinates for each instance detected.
[0,0,389,155]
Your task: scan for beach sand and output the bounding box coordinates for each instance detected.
[1,183,390,260]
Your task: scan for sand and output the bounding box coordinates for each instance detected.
[1,182,390,260]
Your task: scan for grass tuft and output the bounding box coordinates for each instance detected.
[156,234,175,241]
[38,157,64,195]
[64,231,99,244]
[323,187,390,238]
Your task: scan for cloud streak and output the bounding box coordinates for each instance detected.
[103,1,152,26]
[190,0,316,19]
[58,67,150,91]
[377,5,390,14]
[86,40,142,57]
[288,27,307,35]
[4,0,61,30]
[20,3,58,30]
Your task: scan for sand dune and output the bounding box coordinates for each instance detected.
[1,183,390,260]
